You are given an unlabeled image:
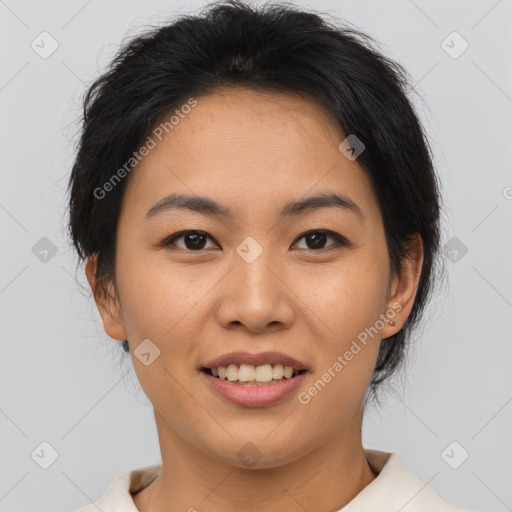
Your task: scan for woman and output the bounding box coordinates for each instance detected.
[68,1,476,510]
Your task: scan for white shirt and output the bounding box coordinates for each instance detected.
[73,449,475,511]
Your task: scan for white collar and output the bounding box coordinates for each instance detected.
[74,449,472,511]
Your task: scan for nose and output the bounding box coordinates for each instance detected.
[214,246,295,334]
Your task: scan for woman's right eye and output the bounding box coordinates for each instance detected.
[161,230,219,251]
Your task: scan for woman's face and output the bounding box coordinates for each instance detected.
[88,87,419,468]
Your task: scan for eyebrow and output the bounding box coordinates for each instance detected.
[144,191,364,222]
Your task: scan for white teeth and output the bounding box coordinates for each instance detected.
[238,364,255,382]
[272,364,284,379]
[254,364,273,382]
[226,364,239,382]
[209,363,303,383]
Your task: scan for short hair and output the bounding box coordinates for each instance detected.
[67,0,444,402]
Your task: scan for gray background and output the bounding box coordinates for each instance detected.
[1,0,511,511]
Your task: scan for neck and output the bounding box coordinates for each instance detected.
[133,407,376,512]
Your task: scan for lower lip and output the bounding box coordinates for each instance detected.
[200,371,308,407]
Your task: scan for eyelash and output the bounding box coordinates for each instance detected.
[159,229,351,253]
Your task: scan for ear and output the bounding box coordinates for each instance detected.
[85,254,128,341]
[381,233,424,339]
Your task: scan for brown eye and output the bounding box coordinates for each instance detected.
[293,230,348,251]
[162,231,218,251]
[161,229,349,252]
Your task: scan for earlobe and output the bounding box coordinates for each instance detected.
[85,255,128,341]
[381,234,424,339]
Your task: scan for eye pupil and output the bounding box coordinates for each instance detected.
[185,232,207,250]
[306,232,327,249]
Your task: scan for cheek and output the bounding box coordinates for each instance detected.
[115,248,206,340]
[297,253,389,344]
[334,274,388,340]
[295,254,388,400]
[114,256,212,413]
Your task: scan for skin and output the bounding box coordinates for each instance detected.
[86,87,423,512]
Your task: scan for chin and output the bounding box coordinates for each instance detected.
[200,431,312,470]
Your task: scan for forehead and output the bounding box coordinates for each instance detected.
[185,86,342,130]
[121,87,380,225]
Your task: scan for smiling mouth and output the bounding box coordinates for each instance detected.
[202,363,308,386]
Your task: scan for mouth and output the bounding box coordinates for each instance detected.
[201,364,308,386]
[200,351,310,407]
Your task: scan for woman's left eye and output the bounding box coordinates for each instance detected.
[160,229,349,252]
[293,230,348,251]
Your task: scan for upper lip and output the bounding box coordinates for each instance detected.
[203,351,309,371]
